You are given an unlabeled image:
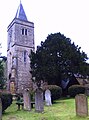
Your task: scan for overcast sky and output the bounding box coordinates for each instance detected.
[0,0,89,62]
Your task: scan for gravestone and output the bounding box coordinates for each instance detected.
[23,89,31,111]
[35,88,44,112]
[0,98,2,120]
[75,94,88,116]
[45,89,52,106]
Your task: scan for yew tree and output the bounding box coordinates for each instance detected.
[30,33,89,85]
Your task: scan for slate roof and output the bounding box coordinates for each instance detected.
[15,2,28,21]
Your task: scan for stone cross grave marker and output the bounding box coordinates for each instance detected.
[35,88,44,112]
[0,98,2,120]
[45,89,52,106]
[23,89,31,111]
[75,94,88,116]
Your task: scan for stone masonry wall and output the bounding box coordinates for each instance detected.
[7,18,34,93]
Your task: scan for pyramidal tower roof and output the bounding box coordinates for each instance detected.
[15,1,28,21]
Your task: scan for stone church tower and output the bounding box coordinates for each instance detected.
[7,2,34,93]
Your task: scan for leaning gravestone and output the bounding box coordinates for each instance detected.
[45,89,52,106]
[0,98,2,120]
[75,94,88,116]
[35,88,44,112]
[23,89,31,111]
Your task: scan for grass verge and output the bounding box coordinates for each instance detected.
[2,98,89,120]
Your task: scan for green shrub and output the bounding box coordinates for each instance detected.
[0,90,13,112]
[68,85,85,97]
[43,85,62,101]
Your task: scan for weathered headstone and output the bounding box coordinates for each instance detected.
[45,89,52,106]
[0,98,2,120]
[75,94,88,116]
[23,89,31,111]
[35,88,44,112]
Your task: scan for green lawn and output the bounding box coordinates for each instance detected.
[2,98,89,120]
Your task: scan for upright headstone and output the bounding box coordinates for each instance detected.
[23,89,31,111]
[0,98,2,120]
[75,94,88,116]
[35,88,44,112]
[45,89,52,106]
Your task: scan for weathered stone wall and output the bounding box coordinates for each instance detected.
[15,46,33,92]
[7,18,34,93]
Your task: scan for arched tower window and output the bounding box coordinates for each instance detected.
[22,29,24,35]
[21,28,27,35]
[9,73,11,80]
[25,29,27,35]
[24,50,27,63]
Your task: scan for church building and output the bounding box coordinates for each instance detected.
[7,2,35,93]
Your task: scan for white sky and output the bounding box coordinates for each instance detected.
[0,0,89,62]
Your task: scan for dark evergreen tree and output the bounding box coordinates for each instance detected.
[0,60,5,89]
[30,32,89,86]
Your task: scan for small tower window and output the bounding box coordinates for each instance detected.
[22,29,24,35]
[21,28,27,35]
[25,29,27,35]
[9,73,11,80]
[24,50,26,63]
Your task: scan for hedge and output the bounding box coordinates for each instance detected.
[0,90,13,112]
[68,85,85,97]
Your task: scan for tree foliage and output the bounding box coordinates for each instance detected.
[30,33,89,85]
[0,43,6,89]
[0,60,5,89]
[0,60,4,77]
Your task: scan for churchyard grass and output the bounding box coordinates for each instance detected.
[2,98,89,120]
